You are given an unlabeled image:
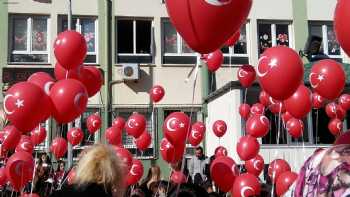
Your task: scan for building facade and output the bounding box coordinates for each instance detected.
[0,0,349,178]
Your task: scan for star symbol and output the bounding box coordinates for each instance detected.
[165,143,171,149]
[268,58,278,68]
[15,99,24,108]
[179,123,185,128]
[317,74,325,81]
[134,122,139,127]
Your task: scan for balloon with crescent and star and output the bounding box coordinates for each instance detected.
[163,112,190,146]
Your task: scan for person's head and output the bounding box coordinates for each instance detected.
[40,153,48,162]
[202,181,213,193]
[74,144,124,195]
[195,147,204,158]
[168,183,209,197]
[56,161,65,172]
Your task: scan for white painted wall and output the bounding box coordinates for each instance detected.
[307,0,337,21]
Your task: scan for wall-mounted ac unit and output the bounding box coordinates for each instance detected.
[121,64,140,81]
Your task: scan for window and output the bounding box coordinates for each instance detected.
[257,21,292,54]
[163,108,201,156]
[116,18,153,64]
[244,88,312,145]
[311,109,335,144]
[309,22,342,59]
[221,23,249,64]
[58,16,98,64]
[8,15,50,63]
[115,109,156,159]
[162,19,197,64]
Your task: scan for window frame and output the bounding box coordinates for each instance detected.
[58,15,99,65]
[308,21,343,60]
[114,108,156,159]
[116,17,154,57]
[257,20,294,55]
[8,14,51,64]
[222,23,250,58]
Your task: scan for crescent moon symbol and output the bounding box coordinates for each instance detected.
[92,120,98,127]
[21,142,31,151]
[217,125,225,133]
[166,118,177,132]
[44,81,54,95]
[191,129,200,140]
[127,119,136,129]
[257,56,269,77]
[130,165,138,176]
[337,122,342,130]
[260,116,269,126]
[316,95,322,103]
[71,129,79,138]
[241,186,254,197]
[309,72,320,88]
[253,160,262,171]
[238,69,247,78]
[204,0,232,6]
[3,94,15,115]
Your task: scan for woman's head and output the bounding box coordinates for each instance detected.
[74,144,124,194]
[56,161,65,172]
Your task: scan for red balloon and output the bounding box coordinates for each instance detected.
[225,31,241,47]
[170,171,186,184]
[125,113,147,138]
[160,138,184,164]
[5,151,34,191]
[149,85,165,103]
[231,173,261,197]
[67,127,84,146]
[210,156,239,192]
[114,146,133,172]
[237,65,256,88]
[245,154,264,176]
[250,103,265,116]
[259,91,270,107]
[276,171,298,196]
[206,50,224,72]
[0,167,7,186]
[257,46,304,100]
[188,122,206,146]
[239,104,251,120]
[163,112,190,146]
[112,117,126,130]
[67,169,75,185]
[212,120,227,138]
[312,92,325,109]
[4,82,52,132]
[284,85,312,119]
[309,59,345,100]
[27,72,55,95]
[246,115,270,138]
[334,0,350,57]
[54,30,87,70]
[15,135,34,153]
[268,97,286,114]
[50,137,68,159]
[339,94,350,111]
[54,62,81,80]
[1,125,21,151]
[30,126,47,146]
[215,146,228,158]
[281,111,293,124]
[86,113,102,134]
[105,127,122,146]
[286,118,304,138]
[126,159,144,186]
[236,135,260,161]
[268,159,291,183]
[79,66,103,97]
[50,79,88,124]
[335,131,350,145]
[165,0,252,54]
[328,118,343,136]
[135,131,152,151]
[325,102,345,120]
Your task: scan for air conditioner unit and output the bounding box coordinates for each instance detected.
[121,64,140,81]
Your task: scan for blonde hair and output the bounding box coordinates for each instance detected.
[74,144,124,195]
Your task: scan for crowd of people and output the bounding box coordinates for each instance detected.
[0,145,275,197]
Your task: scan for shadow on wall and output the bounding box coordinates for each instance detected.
[124,67,153,93]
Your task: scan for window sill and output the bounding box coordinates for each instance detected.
[114,63,156,67]
[7,63,52,67]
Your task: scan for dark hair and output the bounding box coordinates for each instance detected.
[168,183,209,197]
[195,146,203,152]
[56,160,65,172]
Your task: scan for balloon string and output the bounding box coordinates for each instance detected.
[244,88,248,104]
[176,60,199,196]
[30,151,38,194]
[271,107,282,196]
